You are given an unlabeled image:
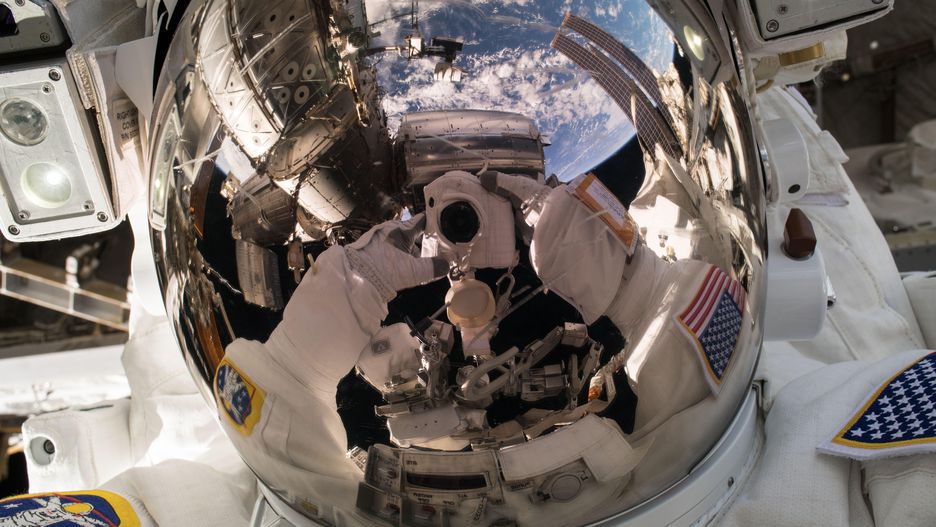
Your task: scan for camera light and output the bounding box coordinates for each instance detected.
[683,25,706,62]
[0,98,49,146]
[21,162,72,208]
[0,59,115,241]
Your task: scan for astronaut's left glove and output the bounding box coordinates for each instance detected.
[345,213,449,302]
[481,171,654,324]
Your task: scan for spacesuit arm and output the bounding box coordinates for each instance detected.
[247,213,447,404]
[482,171,663,328]
[215,217,445,489]
[484,172,715,434]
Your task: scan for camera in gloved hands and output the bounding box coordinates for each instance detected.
[421,171,519,271]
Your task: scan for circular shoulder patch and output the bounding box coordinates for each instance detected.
[215,358,265,435]
[0,490,141,526]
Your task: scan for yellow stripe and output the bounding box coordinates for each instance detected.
[832,435,936,449]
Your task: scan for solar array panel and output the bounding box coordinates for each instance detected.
[553,32,681,159]
[564,16,663,107]
[561,13,681,153]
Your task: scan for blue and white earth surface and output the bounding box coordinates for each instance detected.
[365,0,674,180]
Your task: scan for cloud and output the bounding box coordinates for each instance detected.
[364,0,672,178]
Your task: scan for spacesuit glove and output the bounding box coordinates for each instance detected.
[479,171,552,228]
[345,213,449,302]
[483,172,641,323]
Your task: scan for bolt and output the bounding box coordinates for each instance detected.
[14,0,24,6]
[777,4,788,14]
[16,210,29,221]
[39,32,50,42]
[766,19,780,32]
[82,201,93,211]
[7,225,19,235]
[42,439,55,455]
[96,211,108,222]
[48,69,61,81]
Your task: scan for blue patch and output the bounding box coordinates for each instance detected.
[820,352,936,460]
[215,359,264,435]
[696,292,743,380]
[0,491,140,526]
[217,363,251,425]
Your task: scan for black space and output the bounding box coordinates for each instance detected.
[0,453,29,498]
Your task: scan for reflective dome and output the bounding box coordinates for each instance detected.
[146,0,766,524]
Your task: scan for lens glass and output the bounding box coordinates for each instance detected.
[439,201,480,243]
[21,162,72,208]
[683,25,706,61]
[0,98,50,146]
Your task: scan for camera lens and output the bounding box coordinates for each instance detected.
[439,200,480,244]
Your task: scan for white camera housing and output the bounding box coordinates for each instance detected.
[732,0,892,56]
[422,171,518,270]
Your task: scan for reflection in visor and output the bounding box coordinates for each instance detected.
[147,0,765,525]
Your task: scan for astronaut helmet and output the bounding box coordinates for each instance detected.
[145,0,767,525]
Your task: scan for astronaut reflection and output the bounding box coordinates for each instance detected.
[214,168,747,524]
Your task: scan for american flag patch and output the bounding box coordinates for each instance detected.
[674,265,746,393]
[819,351,936,460]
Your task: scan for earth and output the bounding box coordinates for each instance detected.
[365,0,674,180]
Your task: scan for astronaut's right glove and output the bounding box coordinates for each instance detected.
[345,213,449,302]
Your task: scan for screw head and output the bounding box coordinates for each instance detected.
[7,225,19,235]
[42,439,55,455]
[16,210,29,221]
[82,201,94,211]
[871,0,885,4]
[96,211,108,222]
[48,69,61,81]
[39,32,50,42]
[766,19,780,32]
[40,83,52,94]
[777,4,788,14]
[14,0,24,6]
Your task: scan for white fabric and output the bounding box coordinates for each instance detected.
[22,399,132,492]
[20,298,257,525]
[903,272,936,349]
[721,350,936,527]
[863,455,936,527]
[0,346,130,417]
[101,459,255,527]
[718,86,936,527]
[530,187,630,323]
[754,340,827,411]
[345,213,447,302]
[215,246,386,524]
[84,48,146,218]
[509,175,762,506]
[756,87,924,369]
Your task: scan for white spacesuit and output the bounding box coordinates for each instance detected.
[2,0,936,525]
